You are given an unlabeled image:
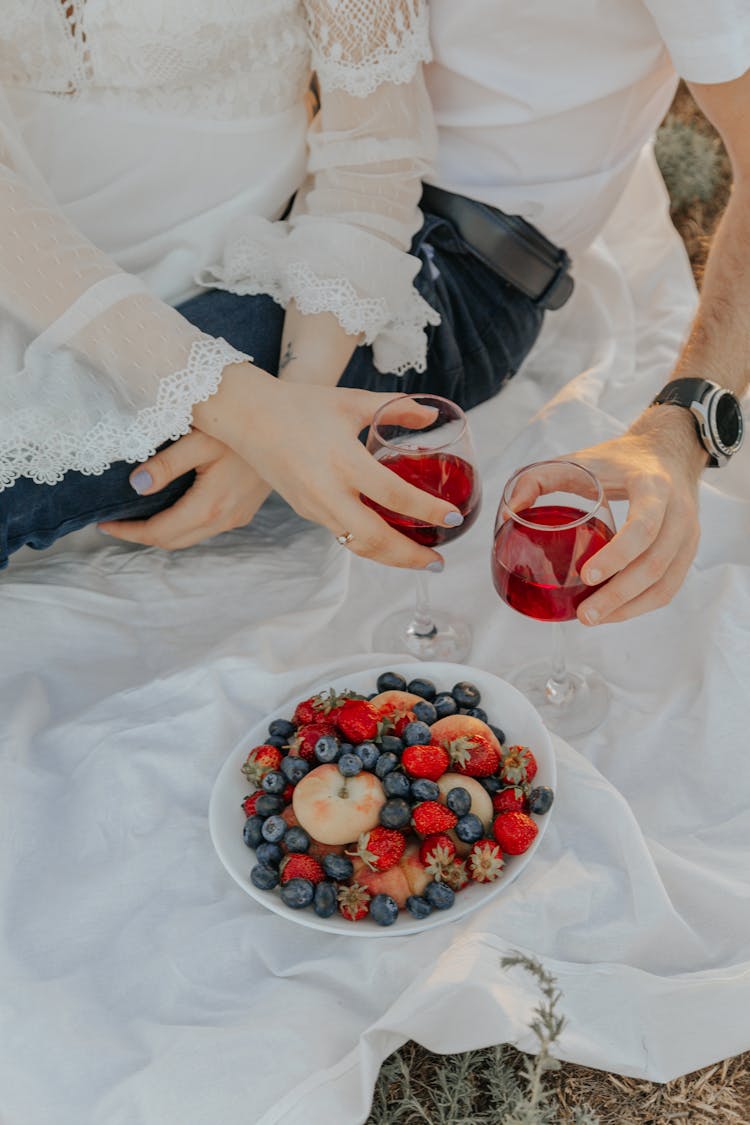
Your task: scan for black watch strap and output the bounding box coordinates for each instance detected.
[651,378,713,409]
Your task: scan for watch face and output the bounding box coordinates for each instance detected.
[713,391,744,453]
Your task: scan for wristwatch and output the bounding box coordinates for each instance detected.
[651,377,744,467]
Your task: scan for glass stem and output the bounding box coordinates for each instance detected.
[410,571,438,638]
[544,622,575,707]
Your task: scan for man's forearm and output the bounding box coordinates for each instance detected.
[669,179,750,397]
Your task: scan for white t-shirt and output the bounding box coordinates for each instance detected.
[426,0,750,255]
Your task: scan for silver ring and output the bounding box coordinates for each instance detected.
[335,531,355,546]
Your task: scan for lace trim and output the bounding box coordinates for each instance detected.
[0,337,248,489]
[311,5,432,98]
[203,250,440,376]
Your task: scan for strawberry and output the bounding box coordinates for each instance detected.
[441,858,470,891]
[500,745,538,786]
[241,744,283,786]
[289,720,335,762]
[280,854,325,885]
[492,786,528,815]
[445,734,501,778]
[335,698,379,744]
[412,801,458,836]
[349,827,406,872]
[292,687,359,727]
[418,833,456,878]
[492,811,539,855]
[337,882,371,921]
[402,742,450,781]
[467,838,505,883]
[241,792,263,817]
[282,783,294,804]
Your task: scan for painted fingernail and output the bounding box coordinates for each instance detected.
[585,568,601,585]
[424,560,444,573]
[444,511,464,527]
[582,605,600,625]
[130,469,153,495]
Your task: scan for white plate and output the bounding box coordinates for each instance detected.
[209,662,556,937]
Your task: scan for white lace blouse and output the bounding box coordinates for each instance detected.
[0,0,437,487]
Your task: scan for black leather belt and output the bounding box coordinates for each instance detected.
[421,182,574,311]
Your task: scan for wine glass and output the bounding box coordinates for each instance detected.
[365,393,481,661]
[491,459,616,738]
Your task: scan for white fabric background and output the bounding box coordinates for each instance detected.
[2,146,749,1125]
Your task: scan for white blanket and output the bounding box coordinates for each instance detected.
[2,146,749,1125]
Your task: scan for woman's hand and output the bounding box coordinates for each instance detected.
[98,431,272,549]
[191,362,464,570]
[566,412,707,624]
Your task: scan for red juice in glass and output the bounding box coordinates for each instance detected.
[364,451,481,548]
[491,504,613,622]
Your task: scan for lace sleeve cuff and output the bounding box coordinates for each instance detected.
[0,335,248,488]
[200,218,440,376]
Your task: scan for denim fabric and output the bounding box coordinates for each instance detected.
[0,210,543,568]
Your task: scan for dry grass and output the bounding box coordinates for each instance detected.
[369,84,749,1124]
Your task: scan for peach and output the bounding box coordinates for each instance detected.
[436,773,494,857]
[281,804,345,859]
[351,842,429,908]
[292,763,386,845]
[430,715,502,755]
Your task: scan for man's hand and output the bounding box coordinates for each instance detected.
[567,409,707,625]
[98,431,272,549]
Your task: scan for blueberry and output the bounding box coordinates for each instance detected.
[354,741,380,770]
[370,893,399,926]
[280,877,315,909]
[480,776,503,796]
[411,778,440,803]
[242,815,264,849]
[406,895,433,920]
[255,842,283,867]
[489,724,506,746]
[454,813,484,844]
[313,881,339,918]
[462,706,488,723]
[250,863,279,891]
[376,671,407,693]
[433,692,458,719]
[260,814,287,843]
[528,786,554,815]
[261,769,287,795]
[338,752,362,777]
[445,786,472,817]
[314,734,341,763]
[407,677,437,701]
[452,681,481,708]
[339,743,354,755]
[378,735,404,756]
[264,735,287,750]
[268,718,296,741]
[402,721,433,746]
[412,700,437,725]
[425,881,455,910]
[280,755,310,784]
[383,771,411,799]
[322,854,354,881]
[375,752,399,779]
[284,826,311,853]
[379,798,412,830]
[255,793,285,817]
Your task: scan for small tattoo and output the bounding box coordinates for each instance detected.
[279,341,298,371]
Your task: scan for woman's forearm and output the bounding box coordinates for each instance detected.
[276,302,363,387]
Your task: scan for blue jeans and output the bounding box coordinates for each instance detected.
[0,212,543,568]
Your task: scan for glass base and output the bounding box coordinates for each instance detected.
[508,660,609,739]
[372,607,472,663]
